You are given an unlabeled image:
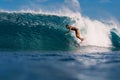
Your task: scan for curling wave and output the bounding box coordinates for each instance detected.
[0,11,120,50]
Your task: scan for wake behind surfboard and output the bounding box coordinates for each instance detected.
[65,37,80,48]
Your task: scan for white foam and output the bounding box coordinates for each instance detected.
[70,13,117,47]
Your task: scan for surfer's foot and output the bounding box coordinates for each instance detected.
[81,38,84,42]
[80,38,84,43]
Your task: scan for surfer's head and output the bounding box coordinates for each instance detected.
[65,24,69,28]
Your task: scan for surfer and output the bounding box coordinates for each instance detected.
[65,24,84,42]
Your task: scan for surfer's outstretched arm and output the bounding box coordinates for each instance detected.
[65,28,71,35]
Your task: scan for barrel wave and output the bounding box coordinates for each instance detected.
[0,12,76,50]
[0,12,120,51]
[110,28,120,48]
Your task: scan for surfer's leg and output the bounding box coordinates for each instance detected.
[76,33,84,42]
[77,36,84,41]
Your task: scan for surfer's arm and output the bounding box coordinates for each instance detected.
[65,28,71,35]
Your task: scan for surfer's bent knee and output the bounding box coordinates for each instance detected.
[76,34,80,38]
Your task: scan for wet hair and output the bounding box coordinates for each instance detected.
[65,24,69,27]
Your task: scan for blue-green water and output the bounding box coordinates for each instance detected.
[0,12,75,50]
[0,12,120,80]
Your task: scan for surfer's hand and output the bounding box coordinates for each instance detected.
[65,33,69,35]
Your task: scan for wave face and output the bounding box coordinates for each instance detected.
[0,12,76,50]
[110,28,120,48]
[0,12,120,51]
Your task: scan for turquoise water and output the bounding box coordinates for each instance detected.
[0,12,120,80]
[0,12,74,50]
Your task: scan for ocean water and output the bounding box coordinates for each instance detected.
[0,11,120,80]
[0,51,120,80]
